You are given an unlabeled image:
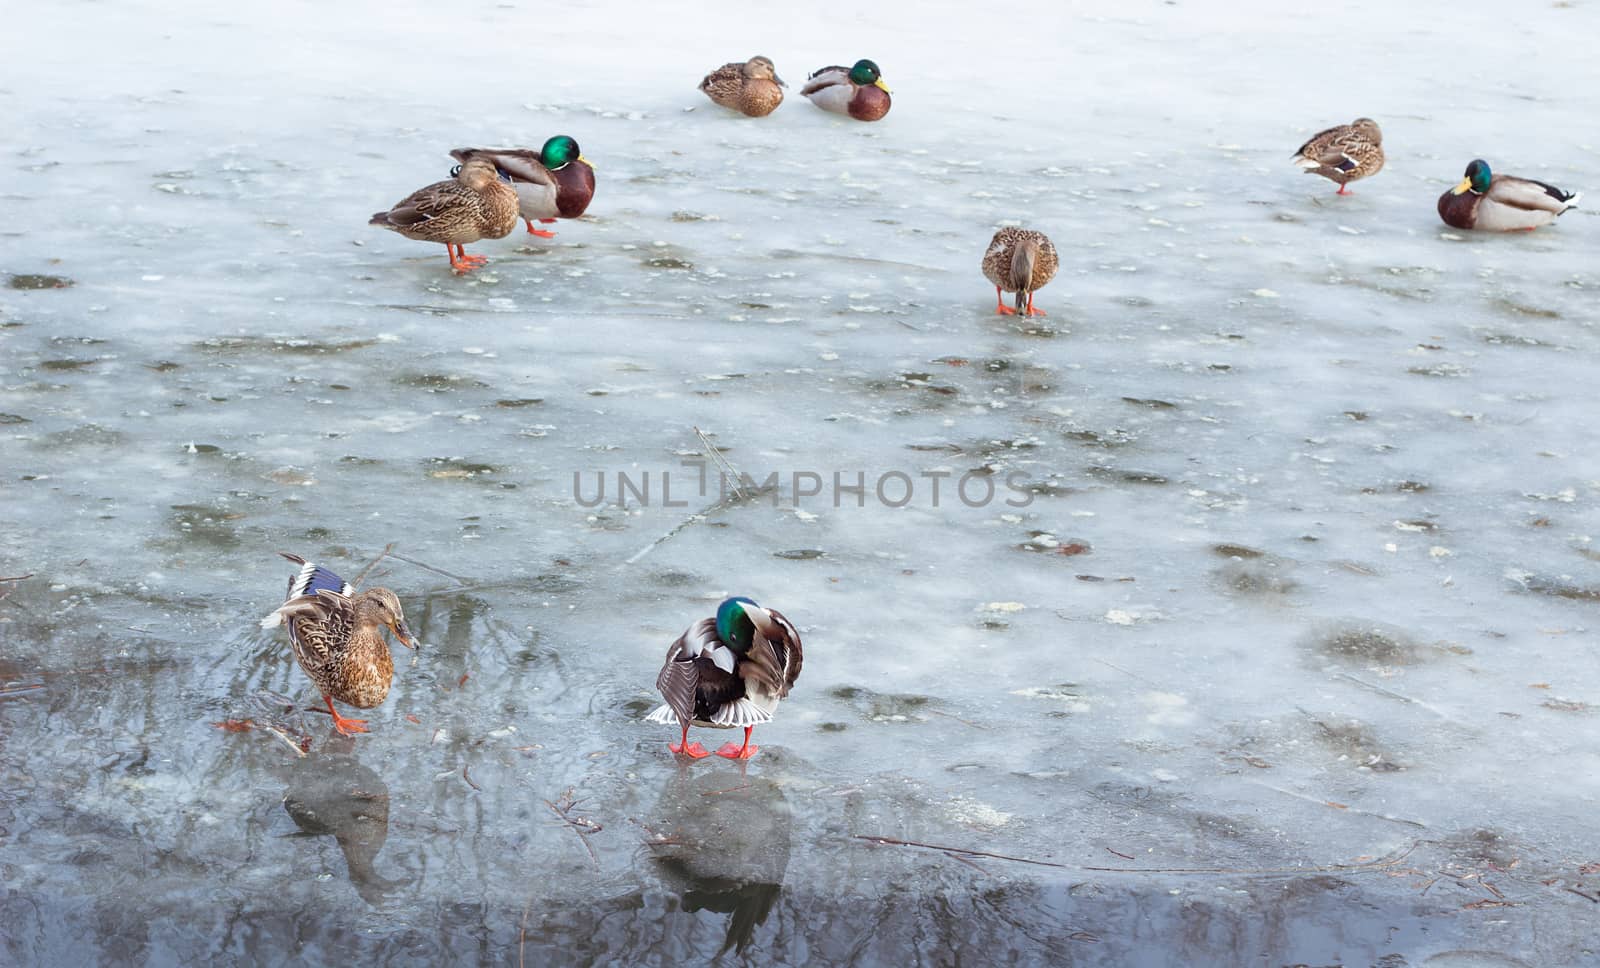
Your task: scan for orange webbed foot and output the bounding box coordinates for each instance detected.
[527,229,557,239]
[670,741,711,759]
[331,714,370,736]
[995,305,1017,316]
[1025,306,1048,317]
[715,742,759,760]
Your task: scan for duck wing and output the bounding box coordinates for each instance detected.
[1489,174,1579,214]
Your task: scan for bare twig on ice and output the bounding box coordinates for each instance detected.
[546,790,601,866]
[351,543,394,588]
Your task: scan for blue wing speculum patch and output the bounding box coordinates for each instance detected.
[285,560,353,601]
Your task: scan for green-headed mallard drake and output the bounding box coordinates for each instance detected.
[700,56,786,117]
[1292,118,1384,194]
[449,136,596,239]
[645,597,803,761]
[1438,159,1580,232]
[260,552,420,736]
[800,59,891,121]
[982,227,1058,316]
[369,158,518,272]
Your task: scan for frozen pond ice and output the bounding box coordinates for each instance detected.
[4,0,1600,963]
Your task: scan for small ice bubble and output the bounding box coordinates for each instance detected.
[1429,546,1451,558]
[1105,610,1137,625]
[463,347,486,355]
[1384,543,1398,553]
[1251,288,1279,298]
[142,275,164,282]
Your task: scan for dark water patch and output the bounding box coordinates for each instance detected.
[0,412,29,424]
[1302,712,1406,772]
[1490,298,1560,320]
[423,458,498,480]
[166,503,245,549]
[773,549,823,560]
[34,423,124,449]
[194,336,380,355]
[1540,698,1593,714]
[1214,558,1298,597]
[829,685,931,722]
[394,372,490,392]
[1304,622,1426,666]
[1064,427,1138,449]
[9,273,74,290]
[495,398,544,408]
[1212,543,1264,559]
[1408,363,1469,378]
[1510,573,1600,602]
[865,374,960,396]
[1087,465,1169,486]
[650,571,702,588]
[39,358,97,371]
[144,360,181,372]
[643,257,693,270]
[1122,397,1178,410]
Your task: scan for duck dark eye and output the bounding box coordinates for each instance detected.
[450,164,462,177]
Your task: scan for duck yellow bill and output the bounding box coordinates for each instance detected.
[579,154,596,170]
[1450,177,1472,195]
[874,78,892,94]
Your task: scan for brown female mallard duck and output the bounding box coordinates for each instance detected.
[645,597,803,761]
[1438,159,1580,232]
[260,552,419,736]
[369,158,518,272]
[449,136,596,239]
[1292,118,1384,194]
[800,59,891,121]
[700,56,786,117]
[982,228,1059,316]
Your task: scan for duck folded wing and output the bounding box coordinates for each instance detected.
[1318,151,1361,173]
[656,636,701,726]
[450,149,556,188]
[276,590,358,661]
[767,607,803,689]
[700,63,743,96]
[381,181,475,226]
[800,67,850,94]
[740,608,802,698]
[1492,176,1578,212]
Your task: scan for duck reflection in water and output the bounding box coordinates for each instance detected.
[645,768,792,955]
[281,736,405,906]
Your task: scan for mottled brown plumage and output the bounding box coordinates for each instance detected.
[646,598,803,760]
[369,158,519,272]
[700,56,786,117]
[260,552,419,736]
[1292,118,1384,194]
[981,227,1059,316]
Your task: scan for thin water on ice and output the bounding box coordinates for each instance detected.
[3,0,1600,963]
